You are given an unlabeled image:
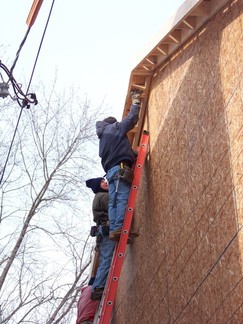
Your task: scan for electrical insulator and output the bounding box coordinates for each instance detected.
[0,82,10,99]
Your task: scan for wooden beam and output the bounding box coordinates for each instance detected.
[132,70,154,76]
[182,16,197,29]
[26,0,44,27]
[145,55,157,65]
[168,29,182,43]
[156,44,169,55]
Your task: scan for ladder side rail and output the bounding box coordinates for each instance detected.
[94,243,119,324]
[97,131,149,324]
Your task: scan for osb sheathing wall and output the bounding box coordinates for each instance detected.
[113,1,242,323]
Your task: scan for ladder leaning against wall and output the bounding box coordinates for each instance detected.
[95,130,149,324]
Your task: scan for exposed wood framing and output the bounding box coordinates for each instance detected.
[122,0,232,149]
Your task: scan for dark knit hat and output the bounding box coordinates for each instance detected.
[103,116,117,124]
[86,177,104,194]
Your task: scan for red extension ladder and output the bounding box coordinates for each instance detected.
[96,131,149,324]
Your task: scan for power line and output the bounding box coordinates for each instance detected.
[0,0,56,188]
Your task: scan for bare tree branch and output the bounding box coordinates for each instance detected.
[0,80,104,322]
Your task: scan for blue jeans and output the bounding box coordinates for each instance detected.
[106,165,131,232]
[92,226,116,291]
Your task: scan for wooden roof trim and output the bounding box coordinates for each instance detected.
[122,0,232,149]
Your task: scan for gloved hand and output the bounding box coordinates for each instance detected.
[131,88,143,105]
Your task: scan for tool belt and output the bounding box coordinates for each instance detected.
[112,162,134,207]
[93,211,109,225]
[90,224,110,237]
[90,224,110,252]
[118,162,134,184]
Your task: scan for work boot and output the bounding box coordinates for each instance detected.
[109,228,122,240]
[90,288,104,301]
[109,234,132,244]
[109,228,139,241]
[131,88,143,105]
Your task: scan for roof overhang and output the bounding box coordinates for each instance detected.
[123,0,232,148]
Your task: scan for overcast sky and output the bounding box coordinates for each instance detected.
[1,0,185,118]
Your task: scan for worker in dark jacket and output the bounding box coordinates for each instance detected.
[86,177,116,300]
[95,89,142,241]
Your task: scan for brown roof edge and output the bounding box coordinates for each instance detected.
[123,0,232,149]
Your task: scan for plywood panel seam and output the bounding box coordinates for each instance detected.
[205,276,243,323]
[171,227,241,323]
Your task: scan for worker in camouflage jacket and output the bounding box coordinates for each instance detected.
[86,177,116,301]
